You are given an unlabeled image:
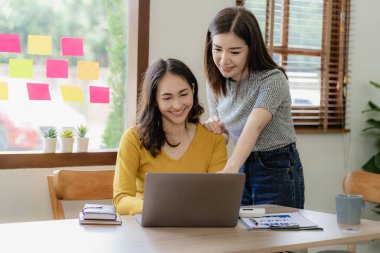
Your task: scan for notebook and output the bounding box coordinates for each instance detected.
[79,212,122,225]
[135,172,245,227]
[81,204,117,220]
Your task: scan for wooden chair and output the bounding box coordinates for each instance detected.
[343,171,380,203]
[47,169,115,219]
[319,171,380,253]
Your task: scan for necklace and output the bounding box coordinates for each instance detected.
[165,128,188,148]
[166,139,181,147]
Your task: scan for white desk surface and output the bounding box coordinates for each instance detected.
[1,205,379,253]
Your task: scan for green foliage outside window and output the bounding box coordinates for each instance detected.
[102,0,127,148]
[0,0,109,65]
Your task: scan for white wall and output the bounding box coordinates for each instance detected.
[300,0,380,219]
[149,0,235,120]
[0,0,380,234]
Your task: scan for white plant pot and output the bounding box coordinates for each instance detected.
[74,137,89,153]
[43,138,57,153]
[60,138,74,153]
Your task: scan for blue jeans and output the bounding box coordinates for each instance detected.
[239,143,305,209]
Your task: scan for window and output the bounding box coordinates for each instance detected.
[239,0,350,131]
[0,0,128,152]
[0,0,149,169]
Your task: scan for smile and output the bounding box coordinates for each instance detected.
[170,108,186,116]
[221,66,233,73]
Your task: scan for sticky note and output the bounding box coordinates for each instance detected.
[9,58,33,78]
[46,59,68,78]
[77,61,99,80]
[0,34,21,53]
[27,83,51,100]
[61,37,84,56]
[89,86,110,104]
[28,35,52,55]
[60,85,84,102]
[0,82,9,100]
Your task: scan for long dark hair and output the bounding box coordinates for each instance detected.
[204,6,286,98]
[136,58,204,157]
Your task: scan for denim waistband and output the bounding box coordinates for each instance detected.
[249,142,297,160]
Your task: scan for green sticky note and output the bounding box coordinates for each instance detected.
[9,59,33,78]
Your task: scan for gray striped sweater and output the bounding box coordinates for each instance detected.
[206,68,296,152]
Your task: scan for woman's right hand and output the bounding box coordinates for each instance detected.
[203,116,226,134]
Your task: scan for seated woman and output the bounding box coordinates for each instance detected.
[113,58,227,215]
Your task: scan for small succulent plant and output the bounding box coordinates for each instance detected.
[76,125,89,138]
[60,129,74,138]
[43,128,58,138]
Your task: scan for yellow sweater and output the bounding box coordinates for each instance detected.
[113,123,227,215]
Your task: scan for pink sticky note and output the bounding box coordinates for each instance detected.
[27,83,51,100]
[61,37,84,56]
[46,59,68,78]
[89,86,110,104]
[0,34,21,53]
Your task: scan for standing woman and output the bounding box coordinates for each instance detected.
[203,7,304,208]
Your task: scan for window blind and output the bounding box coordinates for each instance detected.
[238,0,350,131]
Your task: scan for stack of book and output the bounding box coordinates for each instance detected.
[79,204,122,225]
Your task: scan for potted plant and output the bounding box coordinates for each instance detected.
[362,80,380,214]
[59,128,74,153]
[362,81,380,173]
[42,128,58,153]
[74,124,89,152]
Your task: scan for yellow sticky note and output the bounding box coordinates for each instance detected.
[60,85,84,102]
[28,35,52,55]
[77,61,99,80]
[0,82,9,100]
[9,58,33,78]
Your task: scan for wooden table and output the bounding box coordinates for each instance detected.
[1,206,379,253]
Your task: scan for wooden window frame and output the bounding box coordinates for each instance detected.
[238,0,350,133]
[0,0,150,169]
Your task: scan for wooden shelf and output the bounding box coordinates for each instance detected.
[0,151,117,169]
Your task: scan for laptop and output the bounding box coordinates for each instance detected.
[135,172,245,227]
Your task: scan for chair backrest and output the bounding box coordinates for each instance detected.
[343,171,380,203]
[47,169,115,219]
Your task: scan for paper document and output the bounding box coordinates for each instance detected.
[240,212,323,230]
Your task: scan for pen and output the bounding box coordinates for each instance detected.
[249,218,259,226]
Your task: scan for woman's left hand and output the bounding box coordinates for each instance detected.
[216,166,239,174]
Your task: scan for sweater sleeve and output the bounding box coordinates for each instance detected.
[207,134,227,173]
[254,70,289,115]
[113,128,143,215]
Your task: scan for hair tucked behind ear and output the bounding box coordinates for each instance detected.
[136,58,204,157]
[204,6,286,98]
